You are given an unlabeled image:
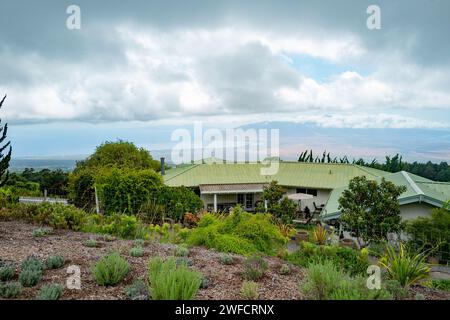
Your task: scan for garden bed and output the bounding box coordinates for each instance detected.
[0,220,304,300]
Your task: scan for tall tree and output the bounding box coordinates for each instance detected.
[338,176,406,247]
[0,95,12,187]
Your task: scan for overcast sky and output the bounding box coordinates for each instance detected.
[1,0,450,159]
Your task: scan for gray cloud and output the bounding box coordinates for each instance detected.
[1,0,450,127]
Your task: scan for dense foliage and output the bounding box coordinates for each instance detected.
[338,176,406,247]
[187,206,287,256]
[68,141,161,210]
[405,202,450,263]
[96,168,163,215]
[287,241,369,276]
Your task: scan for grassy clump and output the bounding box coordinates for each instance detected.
[300,260,392,300]
[430,279,450,292]
[241,281,259,300]
[32,227,52,238]
[0,281,23,298]
[243,255,268,281]
[46,255,65,269]
[175,245,189,257]
[124,279,148,300]
[134,239,145,247]
[84,238,98,247]
[19,256,44,287]
[130,246,144,257]
[148,257,202,300]
[0,261,16,281]
[279,264,291,275]
[92,252,130,286]
[37,283,64,300]
[219,254,234,265]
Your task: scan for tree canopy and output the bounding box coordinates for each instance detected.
[338,176,407,247]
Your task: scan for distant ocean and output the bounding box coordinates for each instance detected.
[9,159,78,172]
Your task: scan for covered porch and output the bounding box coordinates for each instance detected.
[199,183,267,212]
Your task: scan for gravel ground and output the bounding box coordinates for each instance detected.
[0,220,304,300]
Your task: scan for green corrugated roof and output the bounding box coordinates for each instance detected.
[322,171,450,220]
[164,161,388,189]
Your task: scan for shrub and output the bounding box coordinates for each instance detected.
[415,293,425,300]
[130,246,144,257]
[19,256,44,287]
[96,168,163,215]
[47,204,87,231]
[243,255,268,281]
[200,276,209,289]
[384,279,409,299]
[148,257,202,300]
[300,260,392,300]
[46,255,65,269]
[241,281,259,300]
[406,205,450,263]
[84,238,98,247]
[219,254,234,265]
[19,268,42,287]
[0,261,16,281]
[134,239,145,247]
[124,279,148,300]
[21,256,44,273]
[300,260,343,300]
[32,227,52,237]
[92,252,130,286]
[430,279,450,291]
[279,264,291,275]
[379,243,430,287]
[175,245,189,257]
[37,283,64,300]
[187,207,286,256]
[0,281,22,298]
[287,242,369,276]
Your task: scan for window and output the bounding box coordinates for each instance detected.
[245,193,254,209]
[296,188,318,196]
[237,194,245,206]
[237,193,254,209]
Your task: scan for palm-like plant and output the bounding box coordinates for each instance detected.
[379,243,430,287]
[313,225,327,245]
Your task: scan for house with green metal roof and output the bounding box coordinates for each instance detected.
[322,171,450,222]
[164,159,450,220]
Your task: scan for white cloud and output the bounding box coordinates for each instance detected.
[1,24,450,128]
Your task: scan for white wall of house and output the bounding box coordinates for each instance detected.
[400,202,434,221]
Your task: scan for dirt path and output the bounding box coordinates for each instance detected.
[0,220,304,300]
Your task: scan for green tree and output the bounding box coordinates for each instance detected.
[68,141,161,210]
[0,95,12,187]
[338,176,406,247]
[258,181,297,224]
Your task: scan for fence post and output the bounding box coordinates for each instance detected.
[94,186,100,214]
